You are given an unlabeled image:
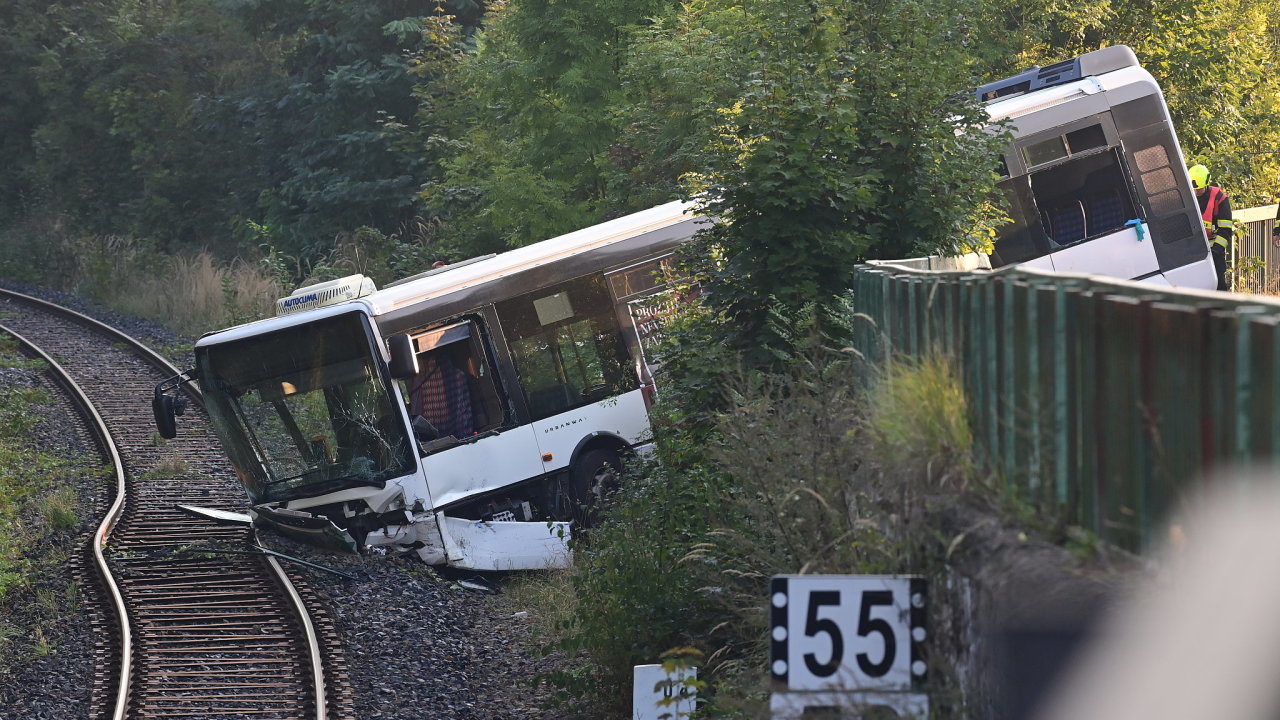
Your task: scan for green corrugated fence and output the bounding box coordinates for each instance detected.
[852,258,1280,551]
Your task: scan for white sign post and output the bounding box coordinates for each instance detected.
[769,575,928,718]
[633,663,697,720]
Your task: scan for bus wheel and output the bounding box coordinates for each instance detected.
[570,448,620,528]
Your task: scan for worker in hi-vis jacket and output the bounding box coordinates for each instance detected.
[1189,164,1232,291]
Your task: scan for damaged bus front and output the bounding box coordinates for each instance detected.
[168,302,571,571]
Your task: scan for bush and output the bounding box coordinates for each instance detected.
[865,353,975,488]
[534,456,730,716]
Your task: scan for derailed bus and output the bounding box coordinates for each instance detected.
[978,45,1216,288]
[156,201,706,570]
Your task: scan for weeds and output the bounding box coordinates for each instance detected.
[0,343,96,673]
[0,336,34,369]
[865,353,974,488]
[31,627,52,657]
[0,387,50,436]
[34,587,59,613]
[514,339,997,717]
[40,487,79,530]
[0,223,283,335]
[138,456,190,478]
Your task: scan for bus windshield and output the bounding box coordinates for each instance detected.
[195,311,414,504]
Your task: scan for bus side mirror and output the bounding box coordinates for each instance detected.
[153,370,193,440]
[154,392,178,439]
[388,334,418,379]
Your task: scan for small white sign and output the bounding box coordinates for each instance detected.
[770,575,927,693]
[633,663,697,720]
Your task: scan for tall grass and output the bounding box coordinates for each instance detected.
[0,220,283,335]
[865,352,975,487]
[112,253,283,334]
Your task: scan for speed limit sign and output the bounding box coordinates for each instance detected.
[769,575,926,692]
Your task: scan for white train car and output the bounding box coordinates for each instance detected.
[979,45,1216,288]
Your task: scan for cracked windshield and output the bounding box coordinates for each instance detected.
[196,312,414,503]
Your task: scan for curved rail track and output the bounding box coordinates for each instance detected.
[0,288,353,719]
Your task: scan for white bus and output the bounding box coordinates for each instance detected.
[156,201,706,570]
[978,45,1216,288]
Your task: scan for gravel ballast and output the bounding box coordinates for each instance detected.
[0,283,570,719]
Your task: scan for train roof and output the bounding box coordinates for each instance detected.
[976,45,1138,105]
[981,47,1162,139]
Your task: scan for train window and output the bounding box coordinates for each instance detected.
[1020,122,1110,170]
[1066,124,1107,153]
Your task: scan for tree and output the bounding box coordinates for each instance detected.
[239,0,453,259]
[0,0,59,220]
[420,0,674,254]
[677,0,1009,358]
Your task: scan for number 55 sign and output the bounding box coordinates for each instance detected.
[770,575,927,692]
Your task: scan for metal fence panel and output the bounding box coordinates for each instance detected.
[854,250,1280,551]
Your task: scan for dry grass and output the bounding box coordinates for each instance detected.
[0,224,284,336]
[501,568,578,643]
[107,252,283,335]
[865,352,975,487]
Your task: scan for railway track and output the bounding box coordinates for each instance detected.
[0,288,353,720]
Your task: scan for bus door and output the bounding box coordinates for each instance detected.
[406,318,544,511]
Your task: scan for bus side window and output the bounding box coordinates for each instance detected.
[496,274,634,421]
[411,352,474,439]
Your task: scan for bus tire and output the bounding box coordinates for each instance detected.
[570,448,620,528]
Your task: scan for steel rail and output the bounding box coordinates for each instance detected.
[0,287,192,384]
[0,287,333,719]
[0,322,133,720]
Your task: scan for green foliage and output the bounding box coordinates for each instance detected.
[0,340,47,373]
[40,487,80,530]
[530,334,976,714]
[539,455,728,715]
[1119,0,1280,205]
[1,0,488,269]
[866,353,975,486]
[419,0,676,251]
[606,1,754,211]
[0,387,50,435]
[678,0,1010,359]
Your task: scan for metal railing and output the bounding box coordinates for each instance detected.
[853,255,1280,551]
[1231,203,1279,293]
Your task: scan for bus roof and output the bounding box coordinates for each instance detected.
[365,199,704,320]
[195,200,705,347]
